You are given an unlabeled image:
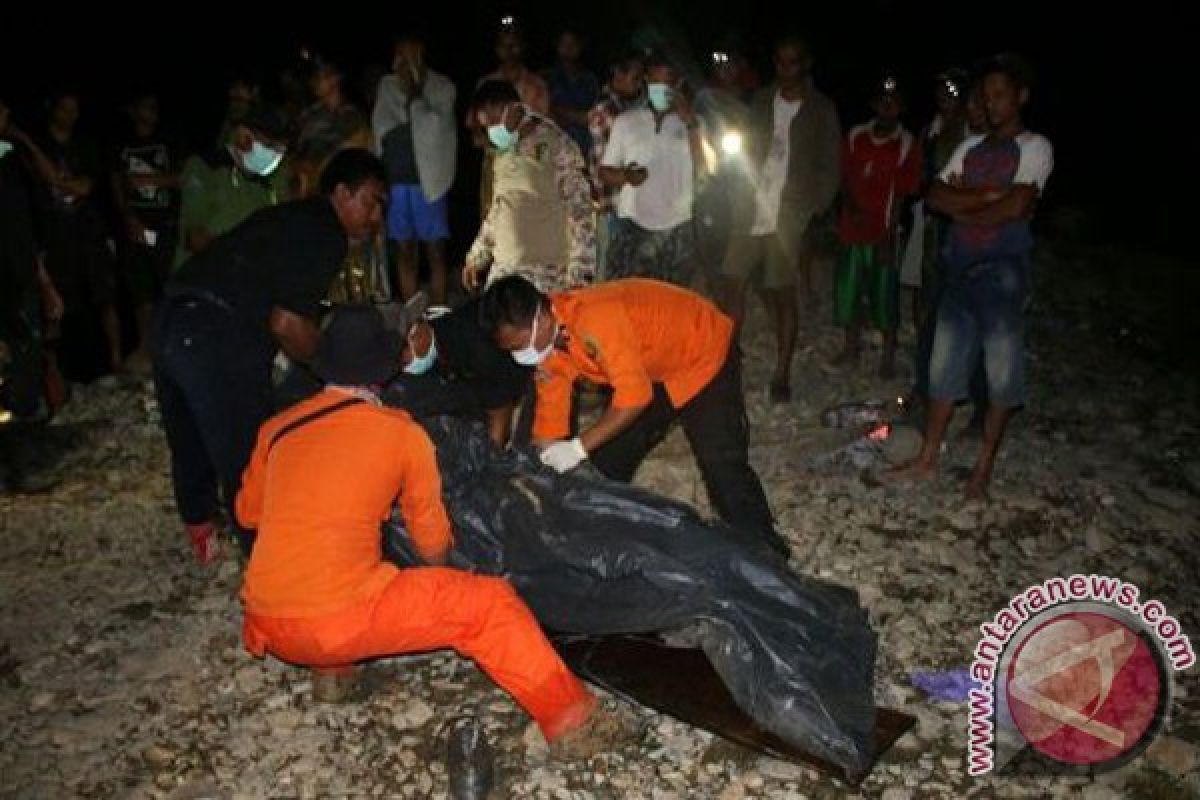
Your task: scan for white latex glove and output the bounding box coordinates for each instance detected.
[539,438,588,473]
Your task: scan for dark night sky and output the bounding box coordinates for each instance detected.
[1,2,1190,256]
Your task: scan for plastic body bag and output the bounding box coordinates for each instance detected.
[385,416,878,777]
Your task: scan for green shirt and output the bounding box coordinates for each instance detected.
[173,153,289,270]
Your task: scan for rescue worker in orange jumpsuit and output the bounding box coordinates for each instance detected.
[236,303,627,756]
[480,276,789,558]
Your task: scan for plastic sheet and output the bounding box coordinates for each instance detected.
[385,416,879,778]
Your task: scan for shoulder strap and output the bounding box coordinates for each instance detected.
[267,397,365,454]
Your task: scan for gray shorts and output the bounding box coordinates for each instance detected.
[722,217,812,289]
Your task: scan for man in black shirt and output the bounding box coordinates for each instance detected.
[155,149,386,562]
[383,297,530,447]
[111,92,181,371]
[36,91,120,378]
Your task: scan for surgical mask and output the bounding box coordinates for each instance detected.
[0,139,12,160]
[487,122,518,152]
[240,140,284,176]
[404,332,438,375]
[647,83,674,112]
[512,312,555,367]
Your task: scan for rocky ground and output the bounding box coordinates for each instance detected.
[1,242,1198,799]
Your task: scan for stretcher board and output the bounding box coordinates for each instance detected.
[553,633,915,786]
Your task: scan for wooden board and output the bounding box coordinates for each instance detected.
[554,634,915,786]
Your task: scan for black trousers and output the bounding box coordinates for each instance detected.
[590,347,789,558]
[152,296,271,555]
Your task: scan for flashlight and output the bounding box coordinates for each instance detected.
[712,51,730,66]
[500,15,516,28]
[883,75,898,93]
[720,131,743,156]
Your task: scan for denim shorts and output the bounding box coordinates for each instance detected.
[386,184,449,242]
[928,258,1028,409]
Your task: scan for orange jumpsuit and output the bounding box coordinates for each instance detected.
[236,389,594,740]
[532,277,734,441]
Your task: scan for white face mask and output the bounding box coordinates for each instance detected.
[403,330,438,375]
[512,311,555,366]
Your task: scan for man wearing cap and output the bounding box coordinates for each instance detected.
[462,80,595,295]
[382,294,531,448]
[480,275,789,559]
[155,149,387,563]
[830,75,921,379]
[237,303,629,757]
[173,104,291,270]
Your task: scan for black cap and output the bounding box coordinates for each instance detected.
[240,104,289,141]
[376,291,429,336]
[312,305,404,386]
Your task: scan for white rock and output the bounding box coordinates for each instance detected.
[1144,736,1199,777]
[757,758,808,783]
[28,691,56,712]
[394,698,434,729]
[1085,526,1114,553]
[523,721,549,759]
[1080,784,1124,800]
[910,707,946,743]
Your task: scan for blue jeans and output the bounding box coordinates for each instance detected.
[929,258,1028,409]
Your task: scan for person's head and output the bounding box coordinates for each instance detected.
[495,25,524,67]
[965,80,988,134]
[871,75,904,128]
[47,91,80,132]
[980,53,1032,131]
[935,68,970,119]
[312,305,404,387]
[228,105,289,177]
[608,49,645,99]
[774,35,813,91]
[644,52,679,113]
[479,276,557,366]
[308,56,342,102]
[710,51,739,90]
[393,33,426,74]
[471,80,525,151]
[556,29,584,65]
[127,92,160,135]
[319,148,387,240]
[377,293,436,374]
[226,77,260,122]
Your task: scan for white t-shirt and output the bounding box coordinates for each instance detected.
[601,109,694,231]
[751,92,803,235]
[939,131,1054,191]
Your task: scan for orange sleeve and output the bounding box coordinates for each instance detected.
[531,357,577,441]
[582,306,653,410]
[234,424,271,531]
[398,423,454,564]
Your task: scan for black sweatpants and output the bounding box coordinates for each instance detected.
[590,346,788,558]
